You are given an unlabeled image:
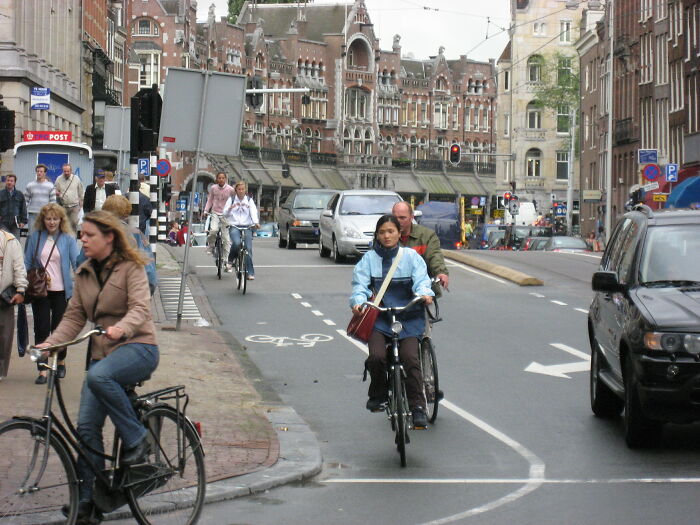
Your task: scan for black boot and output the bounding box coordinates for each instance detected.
[61,500,103,524]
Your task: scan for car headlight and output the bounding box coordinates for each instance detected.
[645,332,695,353]
[342,226,364,239]
[292,220,313,227]
[685,334,700,355]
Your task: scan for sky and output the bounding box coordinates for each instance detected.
[196,0,511,63]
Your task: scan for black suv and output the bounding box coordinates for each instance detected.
[589,206,700,447]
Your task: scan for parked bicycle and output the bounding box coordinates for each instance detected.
[363,295,428,467]
[230,225,252,294]
[0,328,206,525]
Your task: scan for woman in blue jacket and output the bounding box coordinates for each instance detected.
[350,215,434,428]
[25,203,79,384]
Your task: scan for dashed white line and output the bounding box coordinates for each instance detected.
[300,302,312,308]
[530,292,545,298]
[323,319,336,326]
[574,308,589,314]
[446,261,509,284]
[551,300,568,306]
[291,293,302,299]
[311,310,324,316]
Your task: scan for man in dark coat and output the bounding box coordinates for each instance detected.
[0,174,28,237]
[83,171,116,213]
[138,191,153,235]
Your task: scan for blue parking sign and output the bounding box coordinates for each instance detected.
[138,158,150,176]
[666,163,678,182]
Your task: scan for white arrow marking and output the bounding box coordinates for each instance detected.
[525,343,590,378]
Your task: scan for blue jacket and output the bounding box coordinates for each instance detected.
[24,230,79,298]
[0,188,28,227]
[350,247,434,339]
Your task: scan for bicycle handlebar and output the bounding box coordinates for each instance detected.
[28,327,106,362]
[361,295,425,314]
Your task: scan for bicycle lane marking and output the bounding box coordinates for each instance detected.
[335,328,545,524]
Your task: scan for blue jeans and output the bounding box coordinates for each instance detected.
[228,226,254,276]
[76,343,159,501]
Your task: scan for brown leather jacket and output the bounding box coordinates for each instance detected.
[44,258,156,360]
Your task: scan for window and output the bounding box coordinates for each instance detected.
[557,57,572,86]
[504,113,510,137]
[560,20,571,43]
[345,88,369,119]
[556,151,569,180]
[503,70,510,91]
[533,22,546,35]
[527,102,541,129]
[135,18,158,36]
[527,56,542,82]
[138,52,160,88]
[526,149,542,177]
[557,104,571,133]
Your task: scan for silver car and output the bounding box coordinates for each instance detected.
[318,190,402,263]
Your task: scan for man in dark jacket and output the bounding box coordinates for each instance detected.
[83,171,116,213]
[0,174,28,237]
[138,191,152,235]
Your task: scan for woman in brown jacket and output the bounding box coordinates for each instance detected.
[37,210,158,522]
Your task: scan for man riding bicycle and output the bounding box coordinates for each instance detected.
[203,172,234,263]
[223,181,259,279]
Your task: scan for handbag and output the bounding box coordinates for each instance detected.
[0,284,17,307]
[25,233,58,303]
[347,248,403,343]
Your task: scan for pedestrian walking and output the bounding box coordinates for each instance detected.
[0,174,28,238]
[83,171,116,213]
[223,181,259,279]
[25,164,56,236]
[25,203,79,384]
[138,190,152,236]
[0,228,28,381]
[54,164,85,234]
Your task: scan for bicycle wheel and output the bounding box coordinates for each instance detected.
[421,338,440,423]
[392,367,408,468]
[214,235,223,280]
[0,419,79,525]
[240,249,248,295]
[125,406,206,525]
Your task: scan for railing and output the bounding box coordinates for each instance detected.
[260,148,282,162]
[346,70,374,84]
[309,152,337,165]
[342,154,390,166]
[240,147,259,160]
[413,159,443,172]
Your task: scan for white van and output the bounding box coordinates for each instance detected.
[506,201,538,226]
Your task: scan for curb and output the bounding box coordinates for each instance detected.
[444,251,544,286]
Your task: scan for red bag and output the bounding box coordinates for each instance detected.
[346,295,379,343]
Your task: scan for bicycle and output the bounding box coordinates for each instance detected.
[363,295,426,468]
[230,225,252,294]
[0,328,206,525]
[206,213,226,280]
[421,286,443,424]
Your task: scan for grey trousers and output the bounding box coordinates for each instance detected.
[63,205,80,234]
[0,305,14,377]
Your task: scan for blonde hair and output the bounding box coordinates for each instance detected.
[235,181,247,190]
[83,210,149,266]
[102,194,131,220]
[35,203,74,235]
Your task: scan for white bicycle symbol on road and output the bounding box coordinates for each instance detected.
[245,334,334,348]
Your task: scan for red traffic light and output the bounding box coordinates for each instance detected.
[503,191,512,203]
[449,143,461,166]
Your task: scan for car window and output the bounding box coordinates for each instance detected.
[294,192,334,210]
[639,225,700,283]
[602,218,631,271]
[339,195,400,215]
[616,221,641,284]
[283,191,297,206]
[326,194,340,212]
[551,237,588,249]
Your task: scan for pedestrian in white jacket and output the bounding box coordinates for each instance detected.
[0,227,28,379]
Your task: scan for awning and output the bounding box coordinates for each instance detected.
[447,175,484,195]
[289,165,322,188]
[415,174,454,195]
[315,168,350,190]
[476,175,496,195]
[234,158,276,186]
[388,171,423,193]
[667,175,700,208]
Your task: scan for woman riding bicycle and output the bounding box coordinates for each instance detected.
[36,210,159,523]
[350,215,434,428]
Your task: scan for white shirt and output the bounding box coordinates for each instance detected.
[95,186,107,211]
[223,194,259,227]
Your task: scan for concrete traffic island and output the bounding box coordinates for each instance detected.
[444,251,544,286]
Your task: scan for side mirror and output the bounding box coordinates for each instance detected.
[592,271,622,293]
[413,210,423,218]
[322,209,333,218]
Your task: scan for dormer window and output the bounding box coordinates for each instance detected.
[133,18,159,36]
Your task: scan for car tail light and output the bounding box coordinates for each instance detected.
[454,241,463,249]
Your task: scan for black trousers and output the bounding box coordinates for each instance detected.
[366,331,424,409]
[32,290,67,370]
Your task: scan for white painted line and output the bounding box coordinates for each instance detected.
[551,300,568,306]
[550,342,590,361]
[291,293,302,299]
[335,328,545,525]
[300,302,312,308]
[557,252,602,260]
[530,293,545,298]
[574,308,589,314]
[326,477,700,485]
[323,319,336,326]
[446,261,509,285]
[195,265,216,268]
[311,310,324,316]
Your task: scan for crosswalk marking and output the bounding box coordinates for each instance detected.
[158,277,202,320]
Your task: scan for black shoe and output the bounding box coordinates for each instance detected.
[62,501,103,524]
[121,436,150,466]
[366,397,387,412]
[412,408,428,429]
[57,364,66,379]
[436,389,444,401]
[34,374,47,385]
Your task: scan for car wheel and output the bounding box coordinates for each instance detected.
[319,235,330,257]
[590,342,623,418]
[331,237,344,264]
[623,355,662,448]
[278,226,287,248]
[286,229,297,249]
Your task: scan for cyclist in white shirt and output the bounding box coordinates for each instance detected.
[222,181,259,279]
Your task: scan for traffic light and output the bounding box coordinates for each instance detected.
[0,96,15,152]
[130,86,162,155]
[162,181,172,205]
[282,163,291,178]
[503,191,512,204]
[246,76,264,110]
[449,143,461,166]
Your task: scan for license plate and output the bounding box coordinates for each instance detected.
[314,228,319,235]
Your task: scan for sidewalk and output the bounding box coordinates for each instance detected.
[0,244,321,512]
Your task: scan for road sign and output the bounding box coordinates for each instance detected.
[641,163,661,181]
[508,200,520,216]
[138,158,150,176]
[643,181,660,192]
[156,158,171,177]
[666,163,678,182]
[555,205,566,216]
[193,192,200,207]
[638,149,658,164]
[653,194,668,202]
[176,199,186,211]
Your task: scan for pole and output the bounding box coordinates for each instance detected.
[158,146,168,245]
[176,79,211,331]
[604,0,614,243]
[149,152,158,257]
[128,158,139,229]
[566,109,576,235]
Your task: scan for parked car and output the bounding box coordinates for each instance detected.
[589,206,700,447]
[255,222,279,238]
[277,189,337,248]
[318,189,402,262]
[542,236,590,252]
[522,237,549,251]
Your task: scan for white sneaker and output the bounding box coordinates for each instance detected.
[247,275,255,280]
[225,264,233,273]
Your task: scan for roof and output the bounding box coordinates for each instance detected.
[132,41,163,52]
[401,59,426,79]
[238,3,348,43]
[498,41,511,63]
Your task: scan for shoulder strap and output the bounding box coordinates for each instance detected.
[371,248,403,306]
[35,232,58,269]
